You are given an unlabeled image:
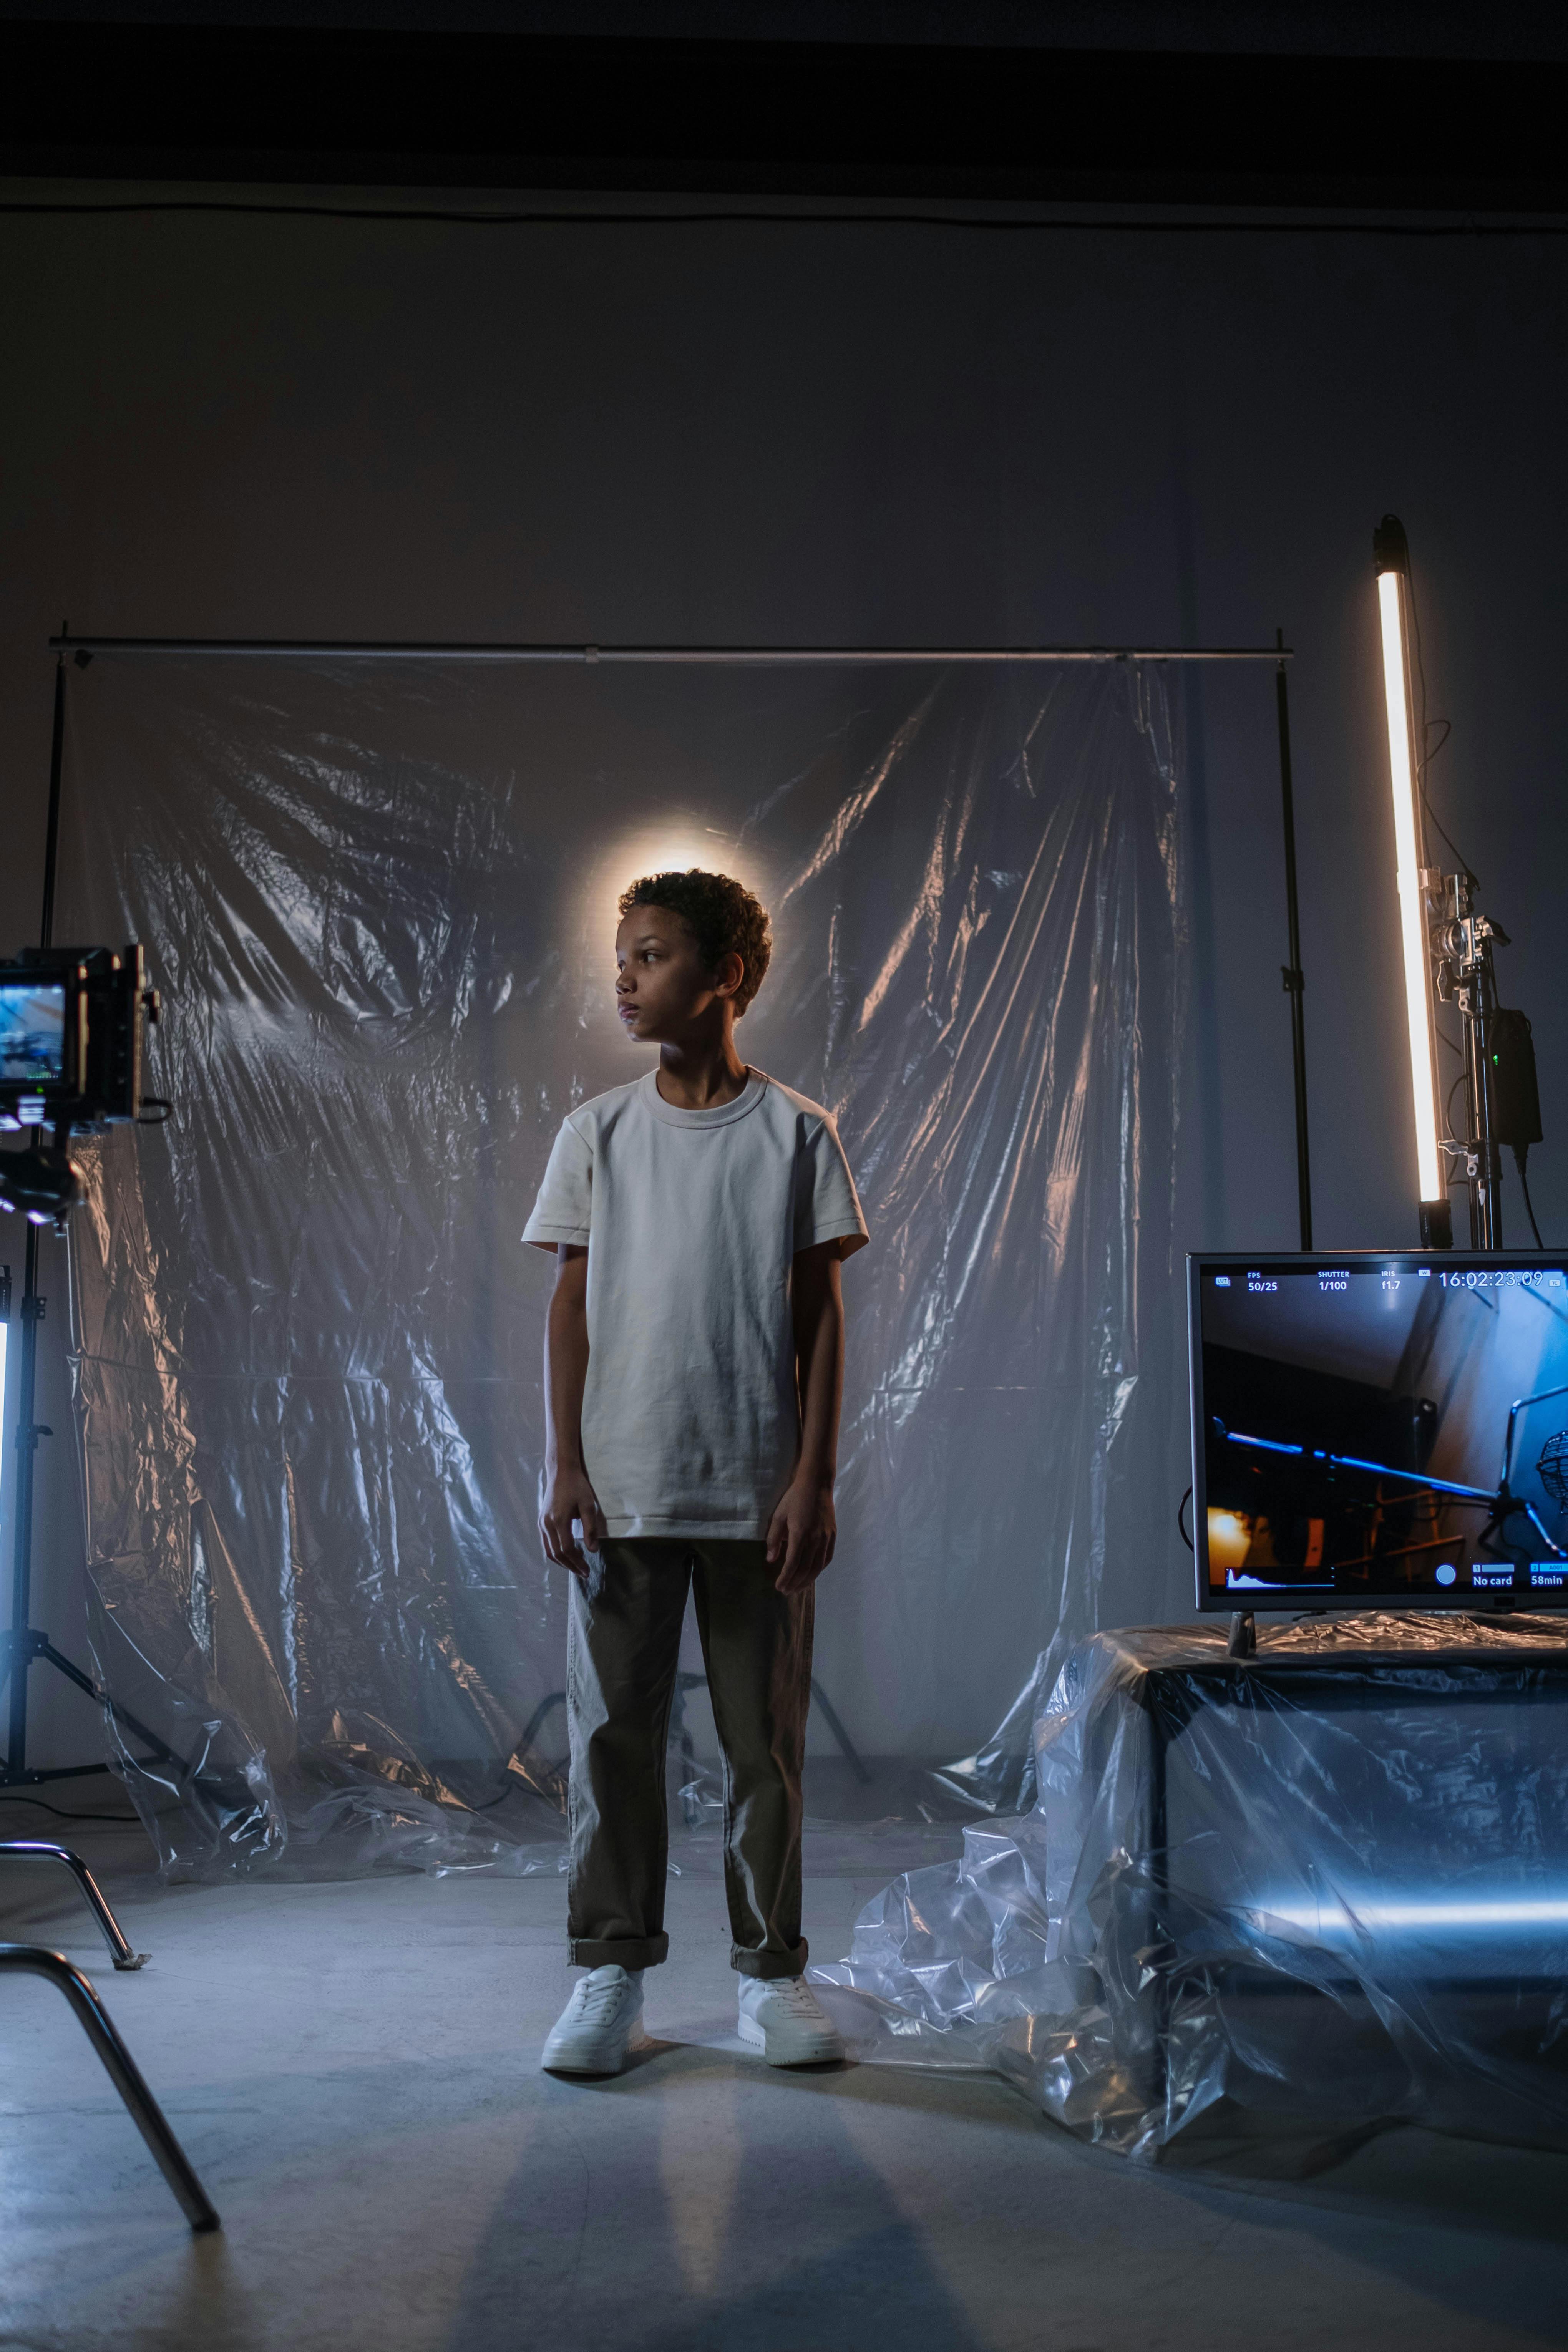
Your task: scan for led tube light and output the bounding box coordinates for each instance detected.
[1249,1895,1568,1935]
[1374,527,1444,1208]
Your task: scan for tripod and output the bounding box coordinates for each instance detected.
[0,651,192,1793]
[0,1217,191,1789]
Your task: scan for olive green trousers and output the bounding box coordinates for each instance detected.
[566,1536,813,1978]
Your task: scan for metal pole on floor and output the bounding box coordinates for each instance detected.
[0,1945,219,2229]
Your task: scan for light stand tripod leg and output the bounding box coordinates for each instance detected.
[35,1637,199,1778]
[0,1943,219,2229]
[808,1677,873,1784]
[0,1619,227,1800]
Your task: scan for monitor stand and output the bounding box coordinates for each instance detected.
[1223,1596,1551,1656]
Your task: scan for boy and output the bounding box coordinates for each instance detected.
[523,867,868,2074]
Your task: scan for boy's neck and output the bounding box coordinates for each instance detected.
[654,1033,750,1110]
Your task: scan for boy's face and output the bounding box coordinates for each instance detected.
[614,903,741,1043]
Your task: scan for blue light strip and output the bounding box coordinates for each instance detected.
[1324,1453,1493,1499]
[1224,1429,1492,1501]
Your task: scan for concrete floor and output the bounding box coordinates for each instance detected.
[1,1794,1565,2352]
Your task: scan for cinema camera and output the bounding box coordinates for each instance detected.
[0,946,164,1225]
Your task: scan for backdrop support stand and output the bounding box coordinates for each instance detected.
[30,623,1303,1805]
[1275,627,1312,1250]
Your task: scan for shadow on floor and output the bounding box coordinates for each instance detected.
[447,2043,999,2352]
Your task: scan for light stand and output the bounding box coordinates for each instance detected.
[1430,873,1506,1247]
[1374,517,1543,1253]
[0,652,191,1791]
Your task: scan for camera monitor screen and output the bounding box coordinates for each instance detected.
[0,980,66,1088]
[1190,1253,1568,1611]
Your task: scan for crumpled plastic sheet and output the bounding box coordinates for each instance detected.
[811,1612,1568,2161]
[54,657,1186,1878]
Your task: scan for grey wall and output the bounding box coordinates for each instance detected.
[3,191,1566,1761]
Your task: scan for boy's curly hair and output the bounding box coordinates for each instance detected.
[618,869,772,1017]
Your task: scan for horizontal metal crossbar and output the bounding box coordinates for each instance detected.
[50,635,1292,664]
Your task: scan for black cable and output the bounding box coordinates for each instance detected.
[0,1780,549,1823]
[1178,1486,1194,1551]
[1423,799,1472,878]
[1404,559,1477,884]
[1444,1068,1469,1145]
[1516,1149,1548,1248]
[463,1783,541,1813]
[1424,715,1453,771]
[0,1792,172,1823]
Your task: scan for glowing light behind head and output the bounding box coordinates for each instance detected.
[1376,565,1443,1201]
[583,822,773,1048]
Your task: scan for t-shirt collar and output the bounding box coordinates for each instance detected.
[639,1067,768,1129]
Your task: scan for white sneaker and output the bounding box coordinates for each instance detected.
[541,1966,650,2075]
[737,1974,846,2066]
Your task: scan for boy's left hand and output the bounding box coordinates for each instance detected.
[766,1476,836,1594]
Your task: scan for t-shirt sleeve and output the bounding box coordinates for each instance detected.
[522,1117,593,1251]
[793,1114,870,1260]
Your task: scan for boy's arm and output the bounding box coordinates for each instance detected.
[767,1239,845,1595]
[539,1244,608,1579]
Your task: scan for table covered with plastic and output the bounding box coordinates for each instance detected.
[811,1613,1568,2161]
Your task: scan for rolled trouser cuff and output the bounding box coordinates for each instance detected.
[731,1939,808,1980]
[568,1932,669,1970]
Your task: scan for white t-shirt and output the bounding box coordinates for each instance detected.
[523,1068,869,1538]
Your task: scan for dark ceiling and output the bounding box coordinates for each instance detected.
[2,12,1566,206]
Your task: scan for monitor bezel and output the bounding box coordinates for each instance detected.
[1188,1249,1568,1615]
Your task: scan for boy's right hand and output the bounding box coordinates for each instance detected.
[540,1466,608,1580]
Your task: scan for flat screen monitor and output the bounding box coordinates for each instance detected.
[1190,1252,1568,1612]
[0,980,66,1088]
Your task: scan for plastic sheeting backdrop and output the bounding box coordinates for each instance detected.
[813,1613,1568,2159]
[56,658,1186,1879]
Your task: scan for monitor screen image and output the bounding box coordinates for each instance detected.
[0,981,66,1087]
[1190,1253,1568,1611]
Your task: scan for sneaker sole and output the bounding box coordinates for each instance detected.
[736,2013,845,2067]
[541,2026,654,2077]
